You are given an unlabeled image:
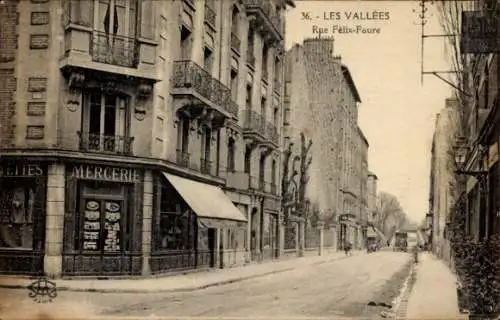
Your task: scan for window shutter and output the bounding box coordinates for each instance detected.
[139,0,154,40]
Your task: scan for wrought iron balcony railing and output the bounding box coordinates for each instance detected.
[244,109,266,136]
[91,31,138,68]
[78,132,134,155]
[243,0,282,37]
[176,149,190,168]
[200,158,212,174]
[172,60,238,118]
[204,4,216,26]
[231,32,241,55]
[265,121,279,145]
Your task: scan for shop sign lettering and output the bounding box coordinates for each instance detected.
[71,164,140,183]
[0,163,44,177]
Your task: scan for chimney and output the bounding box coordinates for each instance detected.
[303,37,334,57]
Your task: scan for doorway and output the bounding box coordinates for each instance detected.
[207,228,216,268]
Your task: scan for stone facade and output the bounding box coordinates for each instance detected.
[0,0,292,277]
[284,37,371,250]
[367,171,378,223]
[429,98,460,259]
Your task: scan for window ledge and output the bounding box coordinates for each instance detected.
[137,37,158,46]
[65,23,93,33]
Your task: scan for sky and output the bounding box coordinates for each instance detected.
[285,0,454,224]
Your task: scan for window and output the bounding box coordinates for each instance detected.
[204,46,213,73]
[180,118,190,154]
[231,6,239,34]
[261,97,267,122]
[244,147,251,174]
[227,138,236,172]
[274,56,281,87]
[262,44,268,81]
[96,0,137,38]
[201,125,212,162]
[180,25,192,60]
[247,28,254,65]
[230,69,238,102]
[82,90,128,152]
[271,159,276,191]
[0,181,36,249]
[246,85,253,110]
[273,107,278,128]
[259,154,265,189]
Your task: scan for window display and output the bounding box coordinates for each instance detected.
[82,199,122,252]
[0,184,35,249]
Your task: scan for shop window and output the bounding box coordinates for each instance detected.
[156,182,196,251]
[74,181,130,252]
[0,181,36,249]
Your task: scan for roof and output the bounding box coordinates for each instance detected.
[341,65,361,103]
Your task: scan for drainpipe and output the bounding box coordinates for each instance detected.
[218,0,223,80]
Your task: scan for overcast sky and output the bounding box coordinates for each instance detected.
[285,0,454,224]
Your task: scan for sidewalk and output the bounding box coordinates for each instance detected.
[0,250,360,294]
[404,253,467,320]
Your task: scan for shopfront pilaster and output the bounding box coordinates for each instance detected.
[44,163,65,278]
[141,170,153,276]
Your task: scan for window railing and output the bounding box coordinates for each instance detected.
[200,158,212,174]
[243,110,280,145]
[78,132,134,155]
[176,149,190,168]
[91,31,138,68]
[231,32,241,55]
[172,60,238,118]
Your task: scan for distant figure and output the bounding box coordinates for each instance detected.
[344,241,353,256]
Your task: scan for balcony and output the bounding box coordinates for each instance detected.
[231,32,241,55]
[91,31,139,68]
[176,149,190,168]
[243,110,279,146]
[243,0,283,43]
[78,132,134,155]
[200,158,213,174]
[171,60,238,119]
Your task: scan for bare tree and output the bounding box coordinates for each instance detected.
[373,192,411,237]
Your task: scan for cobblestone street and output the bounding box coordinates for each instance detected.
[0,252,411,319]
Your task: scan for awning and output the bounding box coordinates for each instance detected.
[162,173,247,229]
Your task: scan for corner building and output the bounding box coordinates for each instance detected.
[0,0,293,278]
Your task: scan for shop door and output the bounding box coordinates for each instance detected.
[207,228,216,268]
[81,197,128,273]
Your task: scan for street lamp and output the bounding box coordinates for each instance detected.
[453,138,488,177]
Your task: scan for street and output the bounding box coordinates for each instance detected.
[0,252,412,319]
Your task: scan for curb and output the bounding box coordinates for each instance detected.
[0,253,355,294]
[394,261,418,319]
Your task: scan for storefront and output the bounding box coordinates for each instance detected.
[62,163,144,276]
[150,172,247,274]
[0,160,47,275]
[338,213,357,249]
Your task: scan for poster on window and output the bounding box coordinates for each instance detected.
[104,201,121,252]
[83,200,101,251]
[0,186,34,249]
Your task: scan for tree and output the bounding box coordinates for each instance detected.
[297,132,312,223]
[372,192,411,238]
